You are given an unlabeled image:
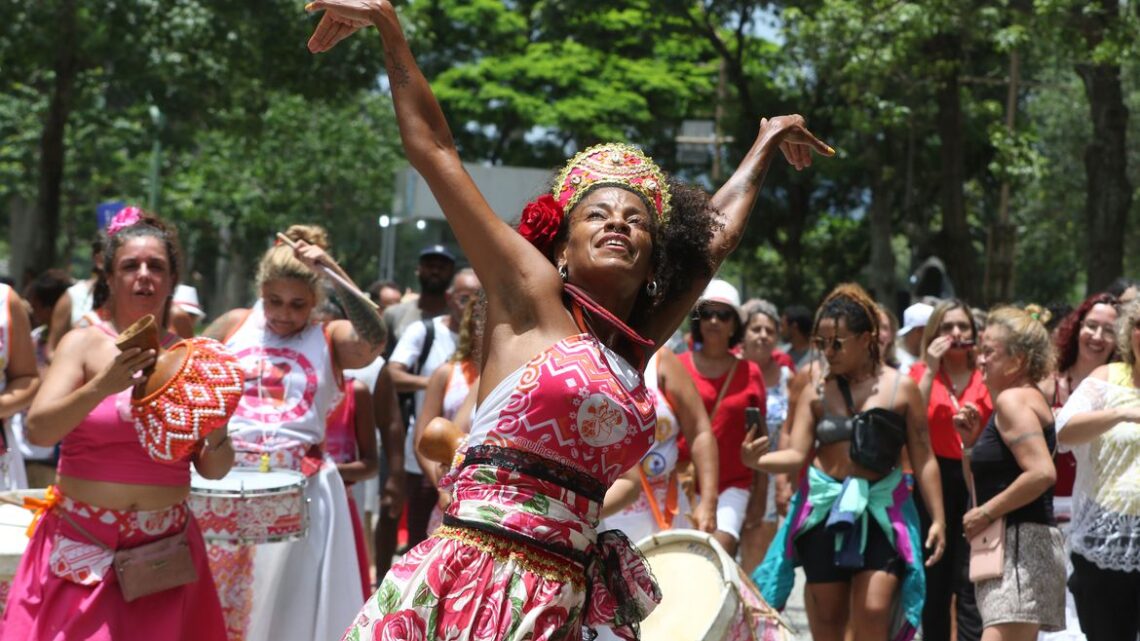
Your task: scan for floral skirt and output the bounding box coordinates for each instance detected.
[342,525,586,641]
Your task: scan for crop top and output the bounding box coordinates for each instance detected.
[816,373,902,447]
[58,390,190,486]
[970,412,1056,525]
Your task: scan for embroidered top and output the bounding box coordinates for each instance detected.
[59,391,189,486]
[1056,362,1140,571]
[224,301,343,449]
[464,333,655,485]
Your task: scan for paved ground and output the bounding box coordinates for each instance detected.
[781,568,810,638]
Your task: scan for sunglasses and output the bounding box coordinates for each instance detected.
[696,308,736,322]
[812,335,851,352]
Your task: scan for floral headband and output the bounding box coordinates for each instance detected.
[106,206,144,235]
[518,143,671,254]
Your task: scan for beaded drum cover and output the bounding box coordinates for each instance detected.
[131,337,243,462]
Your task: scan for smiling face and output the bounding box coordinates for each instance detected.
[107,236,174,322]
[1078,302,1118,365]
[261,278,317,337]
[557,187,655,296]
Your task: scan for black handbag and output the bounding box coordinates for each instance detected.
[837,377,908,475]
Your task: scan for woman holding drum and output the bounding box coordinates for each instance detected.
[2,209,230,641]
[305,2,832,640]
[202,224,385,641]
[748,284,946,641]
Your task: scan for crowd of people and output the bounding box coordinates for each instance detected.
[0,2,1138,641]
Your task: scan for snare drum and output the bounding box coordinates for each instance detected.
[636,530,796,641]
[189,468,309,544]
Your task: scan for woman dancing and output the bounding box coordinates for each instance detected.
[2,210,229,641]
[747,284,946,641]
[307,2,832,639]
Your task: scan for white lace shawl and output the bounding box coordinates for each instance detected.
[1056,374,1140,571]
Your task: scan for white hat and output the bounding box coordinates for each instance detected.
[899,302,933,337]
[696,279,744,323]
[173,284,205,318]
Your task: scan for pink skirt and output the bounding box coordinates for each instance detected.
[0,495,226,641]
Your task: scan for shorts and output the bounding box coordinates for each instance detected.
[709,486,750,541]
[794,519,905,583]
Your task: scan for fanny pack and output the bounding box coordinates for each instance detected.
[58,508,198,602]
[837,377,907,475]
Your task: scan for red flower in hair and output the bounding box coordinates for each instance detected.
[518,195,563,254]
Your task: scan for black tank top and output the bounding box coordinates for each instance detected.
[970,413,1056,525]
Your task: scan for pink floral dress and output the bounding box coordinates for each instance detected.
[342,333,661,641]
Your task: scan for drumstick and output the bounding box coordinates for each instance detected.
[275,232,379,311]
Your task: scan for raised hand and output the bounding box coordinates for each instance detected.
[304,0,385,53]
[759,115,835,171]
[92,347,156,397]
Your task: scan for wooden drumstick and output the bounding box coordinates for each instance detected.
[275,232,379,311]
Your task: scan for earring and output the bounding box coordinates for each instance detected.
[646,280,659,297]
[558,264,568,282]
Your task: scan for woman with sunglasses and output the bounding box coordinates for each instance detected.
[909,299,990,641]
[679,279,766,556]
[748,283,945,641]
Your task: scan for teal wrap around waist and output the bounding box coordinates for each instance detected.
[751,466,926,641]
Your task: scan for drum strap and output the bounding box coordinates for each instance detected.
[638,467,678,531]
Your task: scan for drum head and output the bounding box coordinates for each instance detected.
[191,468,306,494]
[637,529,738,641]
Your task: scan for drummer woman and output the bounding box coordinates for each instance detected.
[202,224,384,641]
[3,209,229,641]
[306,2,832,639]
[747,284,946,641]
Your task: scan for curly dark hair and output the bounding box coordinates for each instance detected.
[813,283,881,366]
[520,177,720,332]
[93,212,182,325]
[1053,292,1119,373]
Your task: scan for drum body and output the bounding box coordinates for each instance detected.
[0,491,40,616]
[189,468,309,544]
[636,529,796,641]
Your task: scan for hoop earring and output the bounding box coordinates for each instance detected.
[558,264,568,282]
[646,280,659,297]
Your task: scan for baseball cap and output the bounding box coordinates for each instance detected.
[899,302,934,337]
[696,279,744,323]
[418,244,456,263]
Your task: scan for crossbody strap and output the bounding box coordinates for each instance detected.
[710,358,740,419]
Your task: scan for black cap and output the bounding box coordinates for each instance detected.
[418,244,456,263]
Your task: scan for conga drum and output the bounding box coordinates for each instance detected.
[636,529,797,641]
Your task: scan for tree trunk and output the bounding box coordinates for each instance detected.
[29,0,79,277]
[1075,1,1132,294]
[932,38,979,304]
[868,165,897,310]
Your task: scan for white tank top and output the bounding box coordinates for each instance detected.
[66,280,94,326]
[638,353,680,482]
[0,284,11,391]
[224,301,342,446]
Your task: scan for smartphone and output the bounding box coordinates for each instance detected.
[745,406,767,438]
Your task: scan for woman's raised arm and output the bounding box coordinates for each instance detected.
[306,1,561,319]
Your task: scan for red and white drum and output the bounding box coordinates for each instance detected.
[636,530,796,641]
[0,491,39,616]
[189,468,308,544]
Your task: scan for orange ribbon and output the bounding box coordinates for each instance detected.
[638,468,679,532]
[24,485,61,537]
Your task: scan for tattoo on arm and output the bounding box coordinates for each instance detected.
[1005,432,1045,448]
[334,282,387,349]
[390,61,411,88]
